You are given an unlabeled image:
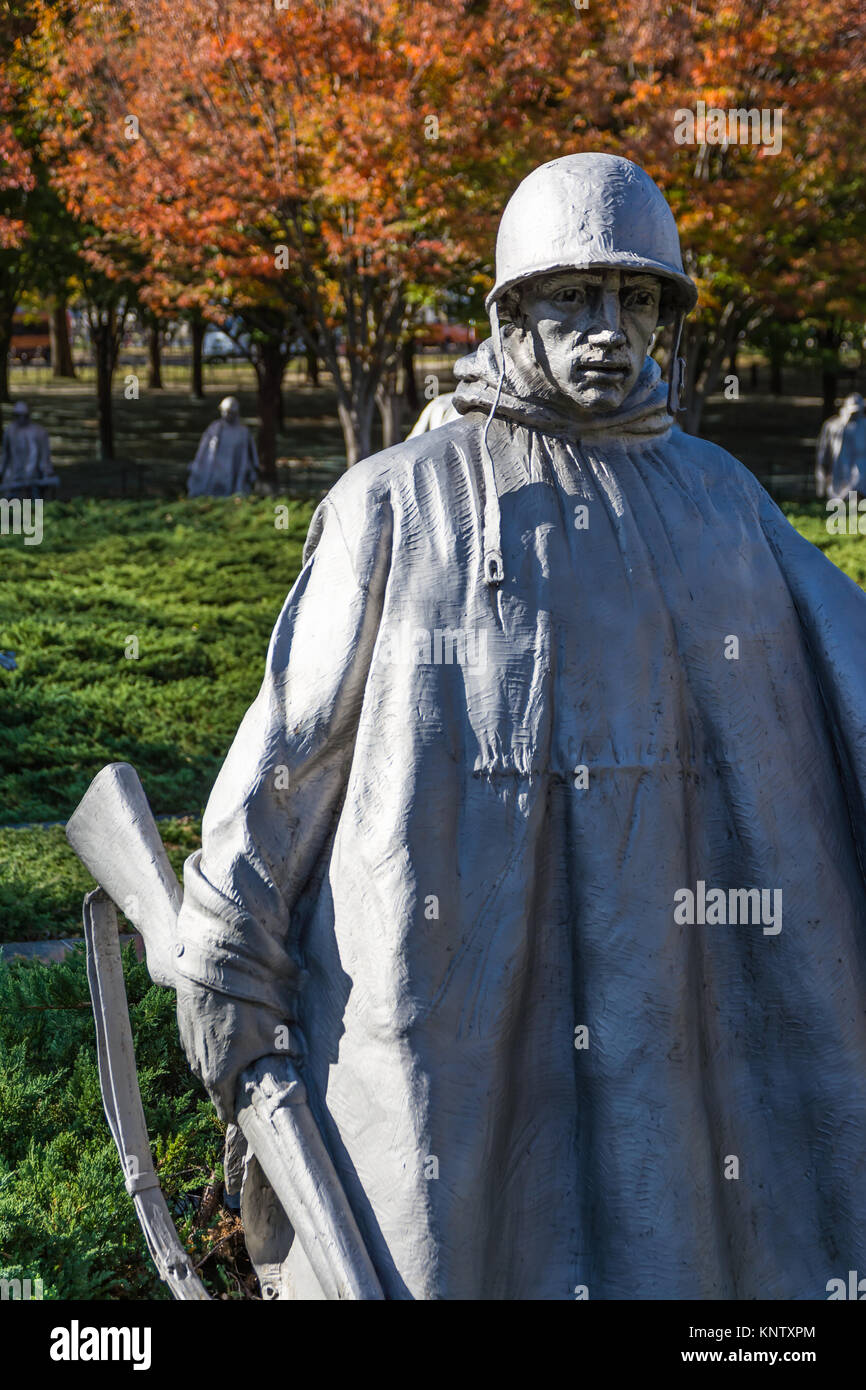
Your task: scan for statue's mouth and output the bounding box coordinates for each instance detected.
[575,358,631,375]
[575,360,629,378]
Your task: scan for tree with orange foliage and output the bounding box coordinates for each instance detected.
[598,0,866,429]
[35,0,598,471]
[29,0,866,464]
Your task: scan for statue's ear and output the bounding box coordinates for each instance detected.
[497,287,527,334]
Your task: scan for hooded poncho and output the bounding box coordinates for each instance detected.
[816,395,866,501]
[187,418,258,497]
[176,341,866,1300]
[1,418,55,488]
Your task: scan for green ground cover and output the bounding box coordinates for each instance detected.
[781,502,866,588]
[0,819,201,943]
[0,945,230,1299]
[0,495,316,829]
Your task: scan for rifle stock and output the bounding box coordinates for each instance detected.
[66,761,384,1300]
[66,762,180,987]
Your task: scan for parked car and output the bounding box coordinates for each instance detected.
[416,322,477,353]
[202,327,250,362]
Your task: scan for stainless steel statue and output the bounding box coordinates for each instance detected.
[69,153,866,1301]
[187,396,259,497]
[815,391,865,500]
[406,391,459,437]
[1,401,59,496]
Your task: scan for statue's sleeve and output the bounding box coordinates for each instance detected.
[175,488,391,1119]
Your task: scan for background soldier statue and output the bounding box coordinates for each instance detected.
[1,400,59,496]
[815,391,866,500]
[406,391,459,438]
[187,395,259,497]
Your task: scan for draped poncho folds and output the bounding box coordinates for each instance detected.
[176,346,866,1300]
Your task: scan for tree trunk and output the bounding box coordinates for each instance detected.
[817,324,842,422]
[401,337,419,413]
[679,319,705,433]
[770,349,783,396]
[681,302,738,435]
[0,289,15,402]
[190,317,205,399]
[337,394,376,467]
[750,361,759,390]
[256,339,285,488]
[822,369,838,422]
[148,321,164,389]
[376,379,402,450]
[50,301,76,378]
[93,322,116,462]
[0,322,11,402]
[305,346,320,386]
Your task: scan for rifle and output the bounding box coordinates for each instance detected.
[67,762,384,1301]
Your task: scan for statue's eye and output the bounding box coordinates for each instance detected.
[623,290,654,308]
[554,287,583,305]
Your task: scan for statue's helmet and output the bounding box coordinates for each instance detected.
[219,396,240,418]
[11,401,29,419]
[486,153,698,318]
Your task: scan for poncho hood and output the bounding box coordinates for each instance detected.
[453,335,673,443]
[451,333,674,585]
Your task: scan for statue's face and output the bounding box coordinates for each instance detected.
[220,399,239,422]
[515,268,662,415]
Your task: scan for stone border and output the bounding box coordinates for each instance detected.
[1,933,146,964]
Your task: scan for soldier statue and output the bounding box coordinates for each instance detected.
[70,154,866,1302]
[188,396,258,497]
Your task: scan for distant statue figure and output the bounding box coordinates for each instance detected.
[1,401,59,496]
[816,393,866,499]
[188,397,258,497]
[407,392,459,438]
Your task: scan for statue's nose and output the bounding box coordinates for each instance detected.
[586,290,626,344]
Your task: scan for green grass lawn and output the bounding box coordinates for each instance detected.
[0,818,201,943]
[0,943,229,1299]
[0,495,316,830]
[780,501,866,588]
[0,499,311,1296]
